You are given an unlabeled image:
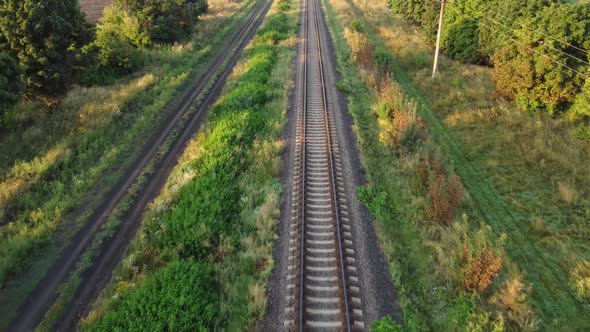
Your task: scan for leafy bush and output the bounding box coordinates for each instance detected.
[349,19,366,33]
[427,172,464,225]
[457,223,505,295]
[256,14,290,45]
[278,0,291,12]
[239,47,277,83]
[0,53,24,112]
[375,81,423,152]
[90,261,218,331]
[443,20,482,64]
[100,5,149,48]
[113,0,209,45]
[157,110,265,259]
[260,12,289,35]
[417,151,464,225]
[570,79,590,121]
[212,82,268,116]
[575,124,590,142]
[370,316,402,331]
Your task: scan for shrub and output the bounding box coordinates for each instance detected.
[212,82,268,116]
[158,110,265,259]
[375,82,422,153]
[348,19,365,33]
[574,124,590,142]
[571,261,590,300]
[99,5,149,48]
[350,35,375,76]
[0,53,24,112]
[239,48,277,83]
[113,0,208,45]
[570,78,590,121]
[278,0,291,12]
[443,20,482,64]
[427,172,464,225]
[97,32,142,76]
[370,316,402,331]
[416,150,464,225]
[80,6,145,85]
[91,260,219,331]
[261,12,289,35]
[256,15,290,45]
[457,223,505,295]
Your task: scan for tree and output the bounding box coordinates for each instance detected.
[491,3,590,113]
[0,53,24,113]
[0,0,93,105]
[114,0,208,45]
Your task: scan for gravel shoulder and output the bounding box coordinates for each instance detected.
[262,0,400,327]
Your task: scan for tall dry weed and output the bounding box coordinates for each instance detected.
[492,274,538,330]
[458,224,506,295]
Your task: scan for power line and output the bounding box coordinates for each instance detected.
[480,13,590,66]
[466,15,590,80]
[486,7,589,57]
[424,0,590,79]
[438,0,589,60]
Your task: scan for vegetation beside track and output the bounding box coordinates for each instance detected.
[0,0,256,328]
[322,0,590,329]
[80,1,298,330]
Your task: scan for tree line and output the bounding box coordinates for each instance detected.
[0,0,208,112]
[388,0,590,117]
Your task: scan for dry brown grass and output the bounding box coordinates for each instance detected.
[492,274,538,329]
[461,245,502,295]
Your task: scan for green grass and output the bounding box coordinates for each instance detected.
[324,0,590,329]
[80,2,298,330]
[0,0,257,329]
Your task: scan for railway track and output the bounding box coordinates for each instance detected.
[284,0,364,329]
[8,1,272,330]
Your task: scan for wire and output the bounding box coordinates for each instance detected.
[480,13,590,66]
[425,0,590,78]
[486,7,589,57]
[466,15,590,79]
[436,0,589,60]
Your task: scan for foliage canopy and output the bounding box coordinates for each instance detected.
[0,53,24,112]
[0,0,92,104]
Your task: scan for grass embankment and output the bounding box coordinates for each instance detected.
[322,0,590,329]
[0,0,255,328]
[80,2,298,330]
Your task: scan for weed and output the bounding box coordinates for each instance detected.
[492,274,538,330]
[456,222,506,295]
[348,18,365,33]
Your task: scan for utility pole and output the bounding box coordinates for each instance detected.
[432,0,446,78]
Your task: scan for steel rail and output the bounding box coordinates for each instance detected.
[296,0,352,328]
